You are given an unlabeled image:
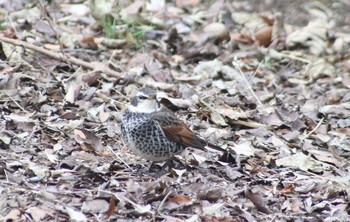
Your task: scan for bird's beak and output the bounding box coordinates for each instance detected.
[148,95,156,100]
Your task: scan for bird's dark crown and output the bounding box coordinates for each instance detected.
[139,87,157,96]
[131,87,157,107]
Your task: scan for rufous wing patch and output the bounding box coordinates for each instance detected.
[161,123,204,149]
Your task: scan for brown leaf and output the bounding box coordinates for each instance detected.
[81,36,98,49]
[279,184,295,194]
[74,129,103,152]
[82,72,101,86]
[165,194,193,211]
[105,196,117,219]
[244,189,272,214]
[260,15,274,26]
[255,26,272,47]
[198,188,223,202]
[169,194,192,205]
[232,28,254,45]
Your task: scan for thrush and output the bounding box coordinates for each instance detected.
[120,87,227,162]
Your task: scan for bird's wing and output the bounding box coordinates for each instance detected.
[151,112,205,150]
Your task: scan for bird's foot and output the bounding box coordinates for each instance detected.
[140,158,187,178]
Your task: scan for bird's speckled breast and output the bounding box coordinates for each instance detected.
[120,109,184,161]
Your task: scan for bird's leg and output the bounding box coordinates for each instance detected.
[145,161,170,178]
[154,157,186,177]
[169,156,186,170]
[162,159,175,172]
[145,161,173,178]
[147,161,160,172]
[136,162,161,177]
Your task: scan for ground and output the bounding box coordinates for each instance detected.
[0,0,350,221]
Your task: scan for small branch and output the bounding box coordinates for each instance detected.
[106,145,132,170]
[5,92,27,112]
[157,190,172,217]
[230,119,274,130]
[260,48,311,64]
[0,36,121,78]
[35,0,64,50]
[233,58,263,106]
[305,117,324,138]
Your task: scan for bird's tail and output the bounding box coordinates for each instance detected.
[201,139,227,153]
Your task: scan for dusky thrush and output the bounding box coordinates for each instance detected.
[120,87,226,161]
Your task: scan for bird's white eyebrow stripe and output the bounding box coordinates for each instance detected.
[136,91,147,96]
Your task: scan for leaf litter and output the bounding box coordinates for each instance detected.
[0,0,349,221]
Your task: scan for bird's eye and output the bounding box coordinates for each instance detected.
[138,95,147,100]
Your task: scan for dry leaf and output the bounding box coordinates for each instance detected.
[203,203,224,216]
[255,26,272,47]
[276,152,333,172]
[82,199,109,214]
[66,206,88,222]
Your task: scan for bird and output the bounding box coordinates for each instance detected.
[120,87,227,162]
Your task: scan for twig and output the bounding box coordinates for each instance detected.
[260,48,311,64]
[6,10,21,39]
[5,92,27,112]
[25,124,39,144]
[230,119,274,130]
[0,36,121,78]
[106,145,132,170]
[117,194,155,215]
[157,190,172,217]
[248,60,263,83]
[0,63,22,74]
[278,52,311,63]
[233,57,263,106]
[305,117,324,138]
[0,36,178,93]
[35,0,64,51]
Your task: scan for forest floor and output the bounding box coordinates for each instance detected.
[0,0,350,221]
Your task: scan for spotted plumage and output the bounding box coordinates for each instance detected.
[120,87,226,161]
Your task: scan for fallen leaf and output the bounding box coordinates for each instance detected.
[217,104,248,120]
[105,196,117,219]
[169,195,192,205]
[198,188,223,202]
[82,199,109,214]
[276,152,333,172]
[203,22,230,42]
[120,0,145,24]
[210,111,228,126]
[134,203,152,215]
[203,203,224,216]
[26,207,48,222]
[255,26,272,47]
[66,206,88,222]
[245,190,272,214]
[279,184,295,194]
[233,141,257,157]
[3,209,26,221]
[319,104,350,117]
[286,19,329,55]
[304,58,335,79]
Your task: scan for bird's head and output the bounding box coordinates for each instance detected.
[128,87,163,113]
